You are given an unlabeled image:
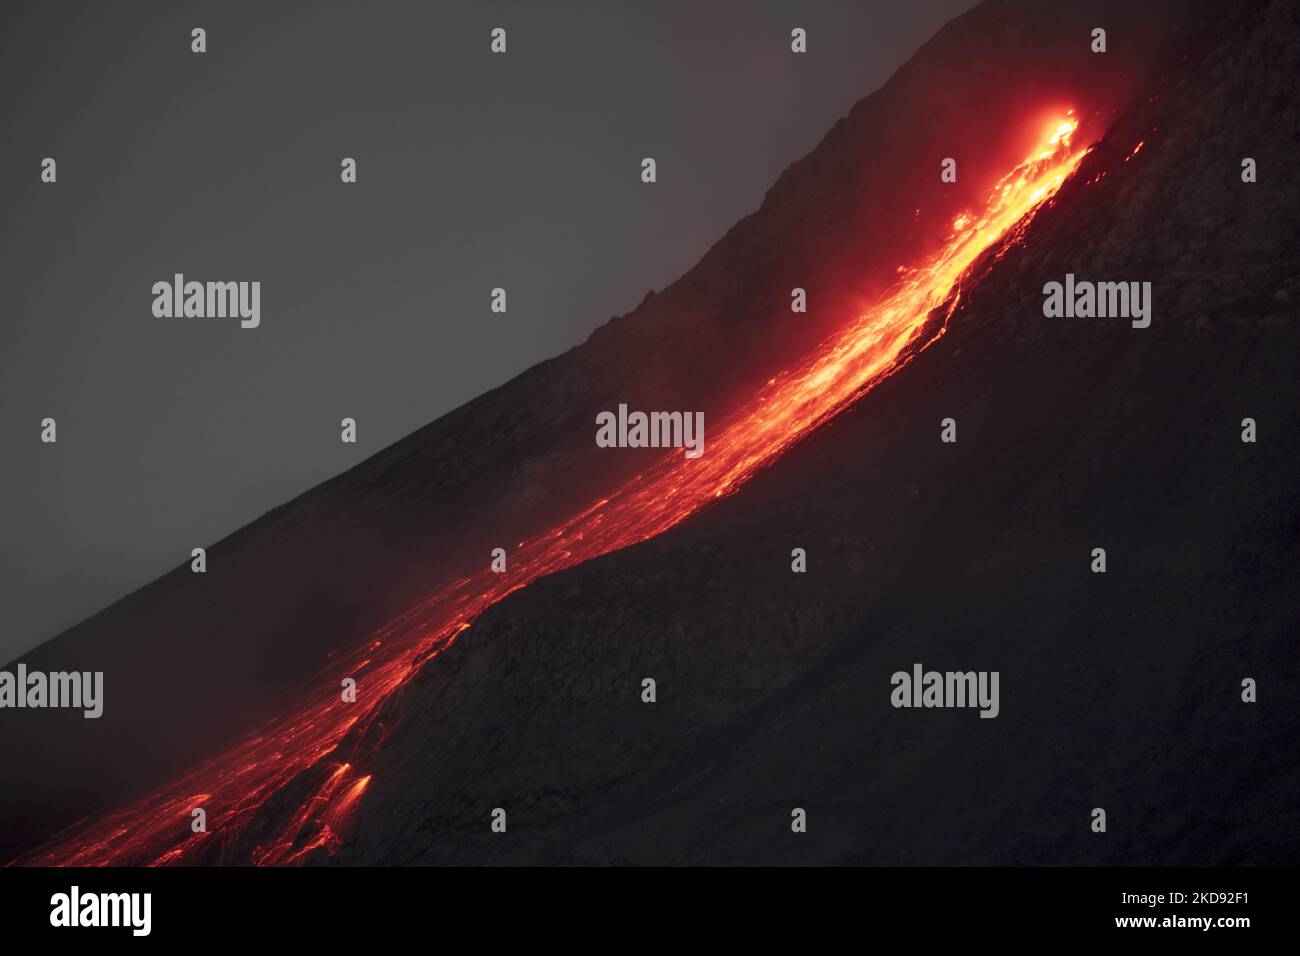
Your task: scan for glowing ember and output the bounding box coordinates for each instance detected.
[17,115,1090,867]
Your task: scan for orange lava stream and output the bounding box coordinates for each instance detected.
[20,116,1088,867]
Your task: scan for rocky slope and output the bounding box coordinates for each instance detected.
[3,0,1295,864]
[328,0,1299,865]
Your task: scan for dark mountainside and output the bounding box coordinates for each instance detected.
[3,0,1296,864]
[327,0,1299,865]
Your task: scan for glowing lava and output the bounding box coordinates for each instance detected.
[19,115,1089,867]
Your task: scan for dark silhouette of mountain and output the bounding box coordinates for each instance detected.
[3,0,1296,864]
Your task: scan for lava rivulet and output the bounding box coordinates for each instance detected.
[19,116,1090,867]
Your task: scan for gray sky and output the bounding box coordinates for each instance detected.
[0,0,976,661]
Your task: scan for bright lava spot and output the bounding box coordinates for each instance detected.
[19,113,1092,867]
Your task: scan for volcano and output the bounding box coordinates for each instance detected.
[2,0,1297,866]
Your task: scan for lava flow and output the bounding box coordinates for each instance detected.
[19,114,1090,867]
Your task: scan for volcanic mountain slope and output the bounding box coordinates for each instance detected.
[0,0,1131,857]
[3,0,1296,864]
[314,0,1297,865]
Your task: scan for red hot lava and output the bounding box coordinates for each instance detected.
[19,115,1092,867]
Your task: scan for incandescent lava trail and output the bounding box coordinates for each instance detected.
[20,115,1091,867]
